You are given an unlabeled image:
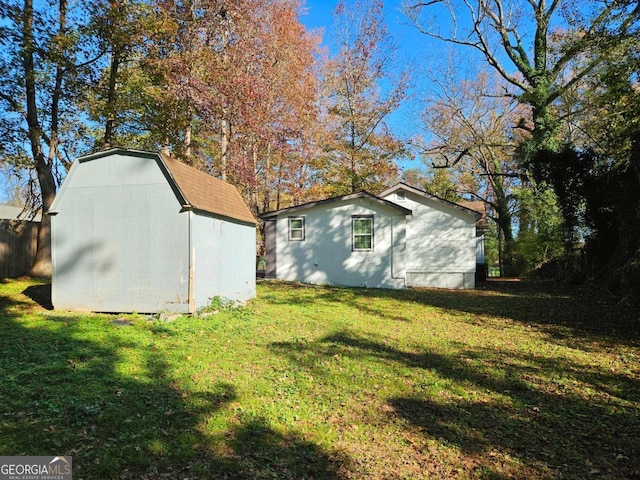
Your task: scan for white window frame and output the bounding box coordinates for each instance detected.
[288,216,305,241]
[352,215,373,251]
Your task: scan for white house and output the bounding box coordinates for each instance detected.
[260,183,485,290]
[379,183,487,288]
[49,148,257,313]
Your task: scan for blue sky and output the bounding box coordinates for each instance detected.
[299,0,449,172]
[300,0,430,59]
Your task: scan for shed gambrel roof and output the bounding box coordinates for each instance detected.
[51,148,256,225]
[259,191,412,219]
[159,152,256,225]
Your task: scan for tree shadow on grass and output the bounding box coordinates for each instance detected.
[22,283,53,310]
[270,330,640,479]
[226,418,349,479]
[0,282,348,479]
[260,280,640,350]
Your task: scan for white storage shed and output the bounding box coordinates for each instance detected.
[50,148,256,313]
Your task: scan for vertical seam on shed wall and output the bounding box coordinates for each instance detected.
[50,215,57,307]
[188,210,195,313]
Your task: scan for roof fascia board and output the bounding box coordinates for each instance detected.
[260,191,412,218]
[381,183,481,220]
[77,147,157,163]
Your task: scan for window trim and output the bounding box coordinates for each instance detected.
[288,216,305,241]
[352,215,374,251]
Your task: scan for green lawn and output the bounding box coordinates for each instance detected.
[0,278,639,479]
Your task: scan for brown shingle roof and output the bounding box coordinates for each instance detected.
[457,200,489,231]
[160,153,256,225]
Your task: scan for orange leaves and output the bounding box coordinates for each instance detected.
[319,0,407,195]
[149,0,322,209]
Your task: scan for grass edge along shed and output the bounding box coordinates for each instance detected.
[49,148,256,313]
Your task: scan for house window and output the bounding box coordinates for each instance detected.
[288,216,305,241]
[396,191,405,200]
[352,215,373,251]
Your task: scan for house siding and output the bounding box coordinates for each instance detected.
[274,199,406,289]
[383,191,476,289]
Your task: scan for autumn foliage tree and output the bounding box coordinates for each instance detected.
[405,0,639,253]
[405,0,638,156]
[417,62,531,273]
[406,0,640,290]
[143,0,321,214]
[0,0,323,274]
[319,0,408,196]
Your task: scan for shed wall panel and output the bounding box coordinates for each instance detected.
[52,155,190,312]
[193,214,255,308]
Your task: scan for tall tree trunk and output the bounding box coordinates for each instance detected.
[30,159,56,277]
[262,142,271,212]
[350,122,357,193]
[496,208,516,277]
[251,141,259,218]
[104,48,121,149]
[492,182,515,276]
[498,228,504,277]
[221,116,230,182]
[184,120,192,161]
[220,16,230,182]
[22,0,58,277]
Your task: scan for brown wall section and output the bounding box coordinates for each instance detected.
[0,220,39,277]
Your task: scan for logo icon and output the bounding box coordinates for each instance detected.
[0,456,72,479]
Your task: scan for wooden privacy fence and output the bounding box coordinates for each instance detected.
[0,219,39,278]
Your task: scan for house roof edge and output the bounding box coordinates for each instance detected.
[260,191,412,219]
[380,183,482,221]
